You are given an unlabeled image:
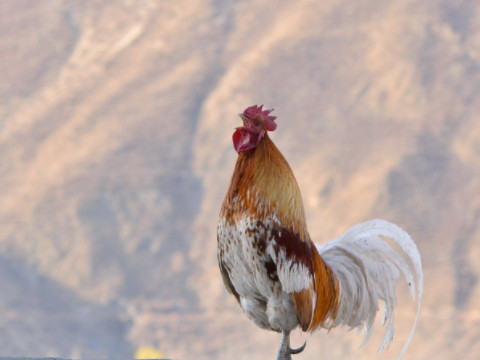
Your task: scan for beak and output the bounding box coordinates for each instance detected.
[239,113,249,121]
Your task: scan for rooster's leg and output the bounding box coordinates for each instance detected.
[275,330,306,360]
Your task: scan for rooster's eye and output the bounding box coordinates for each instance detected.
[254,120,260,126]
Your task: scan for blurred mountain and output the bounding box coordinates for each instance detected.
[0,0,479,359]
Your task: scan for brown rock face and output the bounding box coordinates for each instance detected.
[0,1,479,359]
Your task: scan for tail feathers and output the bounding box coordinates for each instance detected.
[317,219,423,359]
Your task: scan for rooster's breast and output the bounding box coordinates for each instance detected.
[217,216,299,332]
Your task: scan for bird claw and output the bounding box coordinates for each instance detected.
[287,341,306,355]
[276,331,307,360]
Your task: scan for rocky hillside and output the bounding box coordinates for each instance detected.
[1,0,479,359]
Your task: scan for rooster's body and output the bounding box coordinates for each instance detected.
[217,106,422,359]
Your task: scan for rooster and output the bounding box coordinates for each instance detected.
[217,105,423,360]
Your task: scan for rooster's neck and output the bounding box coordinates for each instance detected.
[221,134,308,239]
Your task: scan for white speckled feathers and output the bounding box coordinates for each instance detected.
[217,215,308,331]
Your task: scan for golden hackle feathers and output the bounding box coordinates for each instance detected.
[221,134,308,238]
[309,247,339,331]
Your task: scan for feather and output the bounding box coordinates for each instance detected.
[317,219,423,359]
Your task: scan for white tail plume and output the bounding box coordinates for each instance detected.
[317,219,423,359]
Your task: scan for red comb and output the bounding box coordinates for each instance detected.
[243,105,277,131]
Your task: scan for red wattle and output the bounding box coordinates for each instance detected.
[232,128,260,153]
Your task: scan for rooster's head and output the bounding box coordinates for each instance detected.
[233,105,277,153]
